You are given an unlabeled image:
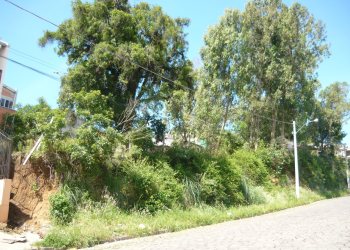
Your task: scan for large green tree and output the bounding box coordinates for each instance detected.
[40,0,193,131]
[199,0,329,147]
[316,82,350,152]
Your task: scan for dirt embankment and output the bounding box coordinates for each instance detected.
[8,154,58,235]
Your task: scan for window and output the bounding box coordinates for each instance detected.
[0,98,14,109]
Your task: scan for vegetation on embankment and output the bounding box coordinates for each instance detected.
[3,0,350,249]
[38,187,327,249]
[34,143,347,248]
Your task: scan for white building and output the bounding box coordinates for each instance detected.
[0,40,17,121]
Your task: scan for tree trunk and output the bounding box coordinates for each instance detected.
[215,96,231,151]
[249,114,255,148]
[254,116,259,150]
[281,111,285,140]
[271,105,277,144]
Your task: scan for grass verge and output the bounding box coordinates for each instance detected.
[37,187,327,248]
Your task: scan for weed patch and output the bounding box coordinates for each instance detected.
[38,187,325,248]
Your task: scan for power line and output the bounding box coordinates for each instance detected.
[9,47,66,73]
[0,55,60,81]
[3,0,59,27]
[251,113,293,125]
[117,55,193,92]
[4,0,194,92]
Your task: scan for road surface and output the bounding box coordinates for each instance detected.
[87,196,350,250]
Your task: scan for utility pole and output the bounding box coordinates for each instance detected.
[293,121,300,199]
[292,118,318,199]
[346,145,350,189]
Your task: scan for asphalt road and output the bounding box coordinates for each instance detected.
[87,196,350,250]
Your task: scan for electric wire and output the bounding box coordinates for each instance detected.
[0,55,60,81]
[9,47,66,73]
[3,0,59,27]
[116,54,193,91]
[3,0,194,92]
[251,113,293,125]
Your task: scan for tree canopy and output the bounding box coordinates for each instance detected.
[197,0,329,148]
[40,0,194,131]
[4,1,349,234]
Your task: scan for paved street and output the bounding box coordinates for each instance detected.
[88,196,350,250]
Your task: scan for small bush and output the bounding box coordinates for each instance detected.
[299,149,347,192]
[50,189,76,224]
[182,177,202,207]
[241,178,268,205]
[230,149,270,186]
[116,159,184,213]
[165,145,209,178]
[200,157,244,206]
[255,146,292,177]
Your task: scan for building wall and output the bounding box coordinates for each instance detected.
[2,87,16,99]
[0,107,15,123]
[0,41,16,123]
[0,41,9,95]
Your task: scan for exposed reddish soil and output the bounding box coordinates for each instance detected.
[8,154,58,235]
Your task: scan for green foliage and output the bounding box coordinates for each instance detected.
[149,118,166,143]
[40,0,194,128]
[312,82,350,152]
[218,132,245,154]
[115,159,184,213]
[4,98,59,151]
[200,158,244,205]
[255,145,292,177]
[6,2,348,237]
[38,187,324,249]
[230,149,270,186]
[50,187,77,225]
[164,145,209,178]
[241,178,268,205]
[65,125,119,174]
[198,0,329,146]
[166,89,196,143]
[193,75,229,151]
[299,148,348,192]
[182,177,202,207]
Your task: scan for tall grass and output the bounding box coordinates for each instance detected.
[37,187,324,249]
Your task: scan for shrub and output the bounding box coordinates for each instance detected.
[50,188,77,224]
[241,177,268,205]
[164,145,210,178]
[218,131,244,154]
[299,148,347,192]
[200,157,244,206]
[255,146,292,177]
[230,149,269,186]
[115,159,184,213]
[182,177,202,207]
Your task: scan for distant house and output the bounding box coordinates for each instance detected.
[152,133,204,147]
[335,144,350,159]
[0,85,16,120]
[0,40,17,123]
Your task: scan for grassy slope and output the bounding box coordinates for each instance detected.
[38,187,328,248]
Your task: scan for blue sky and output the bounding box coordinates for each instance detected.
[1,0,349,143]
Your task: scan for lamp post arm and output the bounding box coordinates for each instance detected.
[296,119,309,134]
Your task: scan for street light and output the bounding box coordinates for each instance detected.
[293,118,318,198]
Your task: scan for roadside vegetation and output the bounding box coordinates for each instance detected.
[40,187,325,249]
[3,0,349,248]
